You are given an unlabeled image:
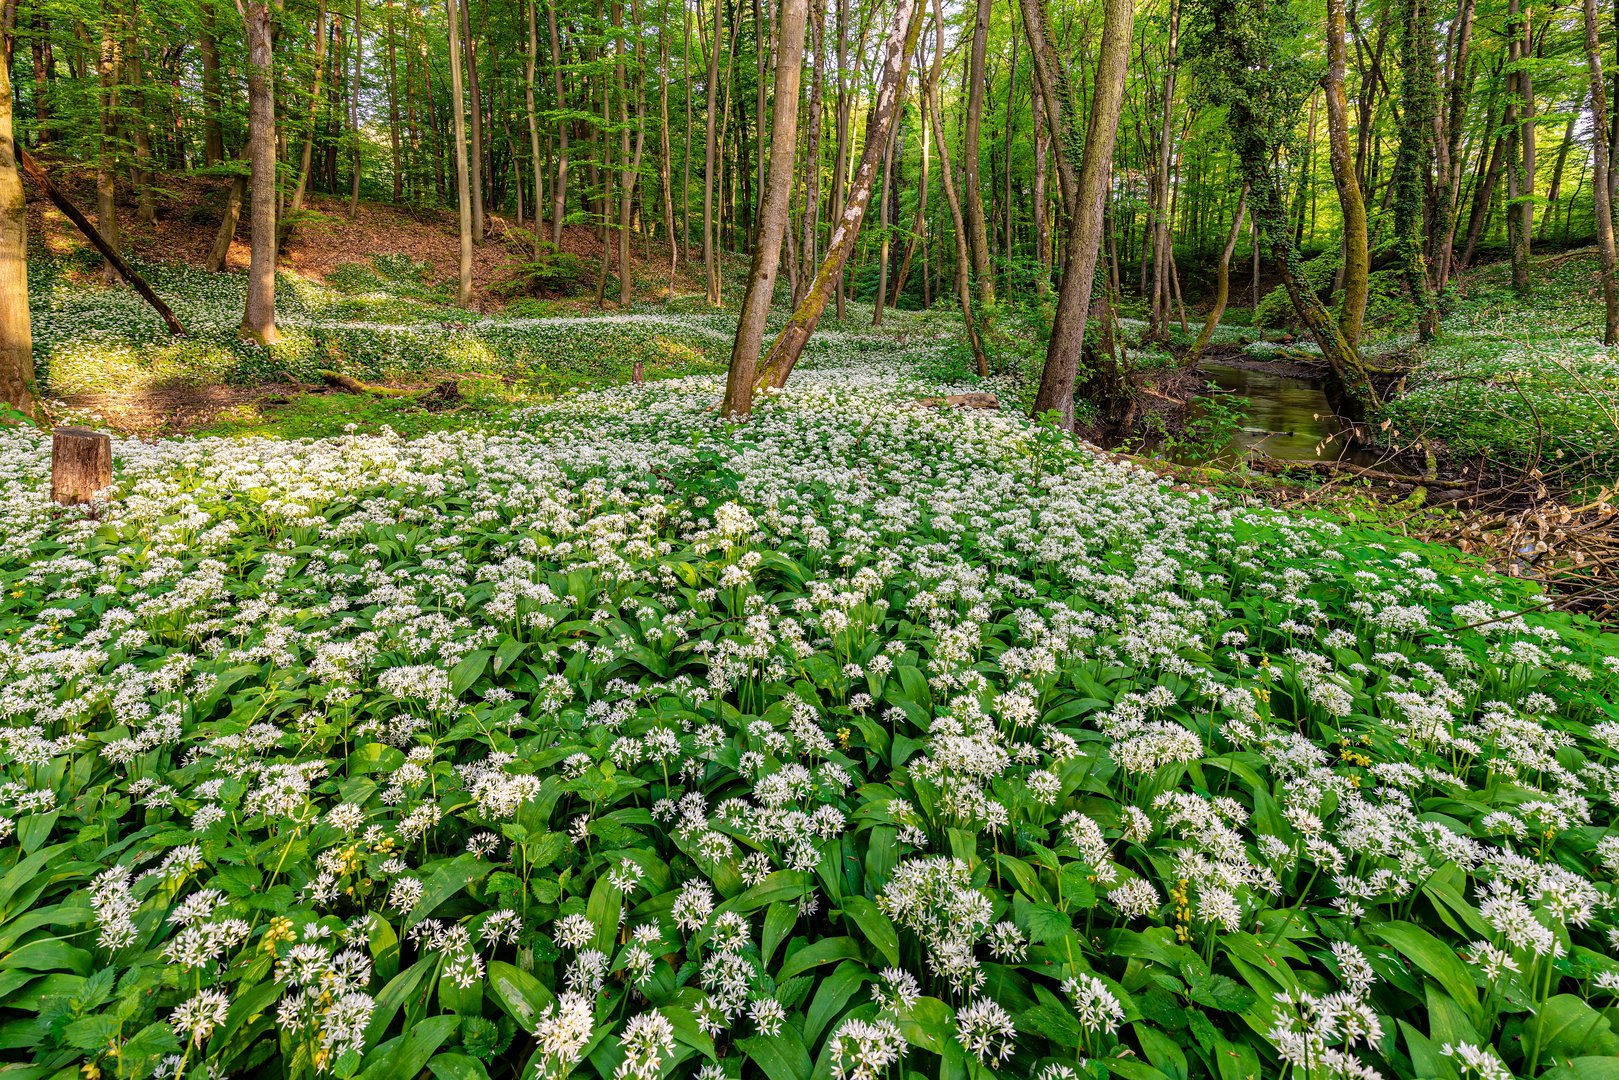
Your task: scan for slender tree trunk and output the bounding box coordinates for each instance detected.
[1030,0,1133,429]
[830,0,850,319]
[444,0,474,304]
[285,0,329,249]
[1586,0,1618,344]
[236,0,280,343]
[1461,119,1505,269]
[754,0,926,389]
[388,0,402,200]
[124,3,157,225]
[1505,0,1530,291]
[725,0,808,415]
[207,174,246,271]
[460,0,485,240]
[525,0,543,252]
[199,0,225,164]
[873,79,904,326]
[963,0,994,306]
[1189,186,1245,363]
[1325,0,1368,346]
[617,0,646,307]
[547,3,569,247]
[0,44,38,416]
[350,0,363,215]
[795,0,824,307]
[891,56,929,307]
[659,21,678,295]
[1147,0,1179,339]
[926,0,986,375]
[96,1,122,285]
[1538,112,1575,242]
[702,0,723,303]
[1432,0,1474,290]
[1032,85,1050,294]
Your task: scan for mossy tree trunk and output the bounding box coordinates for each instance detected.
[1585,0,1619,345]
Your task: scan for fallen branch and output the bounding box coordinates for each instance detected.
[915,392,1001,409]
[16,148,188,337]
[318,370,417,397]
[1250,453,1476,489]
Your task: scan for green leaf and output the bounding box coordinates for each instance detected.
[405,855,491,929]
[739,1026,813,1080]
[1370,921,1483,1030]
[777,936,865,982]
[839,896,899,968]
[427,1052,493,1080]
[0,941,93,977]
[358,1013,459,1080]
[1187,973,1257,1013]
[449,650,492,696]
[486,960,555,1029]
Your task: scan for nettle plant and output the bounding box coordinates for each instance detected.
[0,356,1618,1080]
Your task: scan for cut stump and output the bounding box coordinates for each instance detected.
[52,427,112,505]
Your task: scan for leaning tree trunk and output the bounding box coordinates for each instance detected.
[752,0,927,391]
[1030,0,1134,430]
[722,0,809,416]
[236,0,280,344]
[1325,0,1368,347]
[443,0,474,305]
[926,0,987,377]
[0,48,39,417]
[1585,0,1619,344]
[1188,185,1246,364]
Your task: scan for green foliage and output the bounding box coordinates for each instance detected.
[492,241,592,299]
[1,316,1616,1079]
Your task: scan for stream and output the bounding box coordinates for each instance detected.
[1185,360,1399,470]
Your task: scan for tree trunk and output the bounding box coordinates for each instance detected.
[873,81,903,326]
[1505,0,1530,292]
[96,2,122,286]
[0,48,38,417]
[199,0,225,164]
[444,0,474,305]
[795,0,824,307]
[1030,0,1133,429]
[525,0,543,252]
[207,174,246,271]
[891,58,929,307]
[659,21,678,295]
[925,0,987,376]
[724,0,808,416]
[1147,0,1179,339]
[350,0,363,215]
[284,0,329,250]
[388,0,402,200]
[1188,186,1245,364]
[1393,0,1436,339]
[124,2,157,225]
[1431,0,1474,291]
[547,3,568,247]
[235,0,279,344]
[753,0,926,390]
[1325,0,1368,346]
[702,0,723,303]
[963,0,994,306]
[617,0,646,307]
[1586,0,1618,344]
[460,0,485,241]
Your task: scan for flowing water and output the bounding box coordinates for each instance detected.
[1190,360,1400,470]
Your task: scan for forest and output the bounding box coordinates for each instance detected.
[4,0,1619,1078]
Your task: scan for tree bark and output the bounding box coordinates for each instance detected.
[925,0,987,376]
[284,0,329,252]
[444,0,474,305]
[0,47,38,417]
[235,0,279,344]
[963,0,995,306]
[723,0,808,416]
[525,0,543,252]
[702,0,724,303]
[207,173,246,272]
[96,1,122,285]
[753,0,926,390]
[547,3,568,247]
[349,0,363,215]
[1585,0,1618,343]
[460,0,485,241]
[1188,186,1245,363]
[1030,0,1133,429]
[795,0,824,307]
[199,0,225,164]
[1325,0,1368,347]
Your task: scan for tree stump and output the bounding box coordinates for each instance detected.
[51,427,112,505]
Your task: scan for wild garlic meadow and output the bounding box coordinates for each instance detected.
[3,332,1619,1080]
